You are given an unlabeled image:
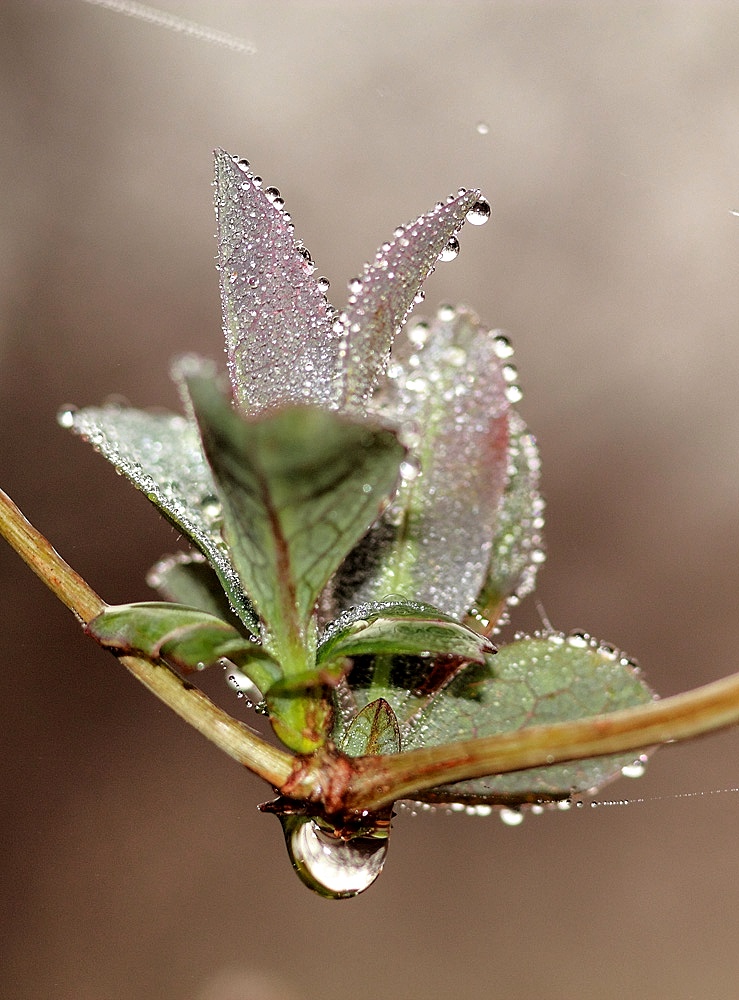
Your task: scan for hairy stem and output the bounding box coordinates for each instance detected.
[0,489,293,787]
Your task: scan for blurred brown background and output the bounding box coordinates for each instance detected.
[1,3,738,998]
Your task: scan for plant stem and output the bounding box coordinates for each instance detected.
[5,487,739,819]
[0,489,293,788]
[344,672,739,811]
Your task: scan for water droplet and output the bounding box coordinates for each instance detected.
[264,186,281,202]
[499,808,524,827]
[349,277,364,294]
[466,197,491,226]
[567,631,591,649]
[251,175,263,188]
[621,757,648,779]
[413,288,426,304]
[437,303,456,322]
[199,495,223,520]
[407,322,429,348]
[224,666,260,702]
[475,121,490,135]
[438,236,460,262]
[317,276,330,293]
[281,816,388,899]
[399,456,422,481]
[505,384,523,403]
[493,333,514,359]
[57,405,78,429]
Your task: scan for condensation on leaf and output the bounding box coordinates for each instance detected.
[402,635,654,804]
[64,404,258,634]
[214,150,342,414]
[331,307,510,620]
[470,409,545,631]
[338,189,484,408]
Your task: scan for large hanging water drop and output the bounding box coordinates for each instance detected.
[280,815,389,899]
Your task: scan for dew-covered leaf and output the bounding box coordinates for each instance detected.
[339,191,485,408]
[339,699,401,757]
[214,150,341,414]
[317,599,494,667]
[63,405,258,634]
[331,308,510,619]
[147,550,247,627]
[401,635,653,804]
[470,410,545,631]
[186,373,405,667]
[87,601,280,694]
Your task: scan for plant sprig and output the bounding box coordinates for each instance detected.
[5,150,739,897]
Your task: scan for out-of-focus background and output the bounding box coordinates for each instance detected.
[1,3,738,998]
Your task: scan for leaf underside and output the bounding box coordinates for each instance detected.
[66,405,259,634]
[332,307,511,620]
[215,150,341,414]
[352,636,654,804]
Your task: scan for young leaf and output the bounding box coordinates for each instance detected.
[470,410,545,631]
[402,635,653,803]
[339,699,401,757]
[214,150,341,414]
[339,190,485,407]
[186,372,405,668]
[332,308,510,619]
[64,405,259,634]
[87,601,280,694]
[147,550,247,626]
[317,599,494,666]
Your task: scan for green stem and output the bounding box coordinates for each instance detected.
[0,489,294,788]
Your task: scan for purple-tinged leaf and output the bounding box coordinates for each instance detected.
[214,150,341,414]
[338,189,485,408]
[331,307,510,620]
[469,409,545,633]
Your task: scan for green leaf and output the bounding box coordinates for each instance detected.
[186,372,405,669]
[339,699,401,757]
[64,404,259,635]
[147,550,247,627]
[317,600,494,667]
[87,602,281,694]
[401,634,654,804]
[332,308,510,620]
